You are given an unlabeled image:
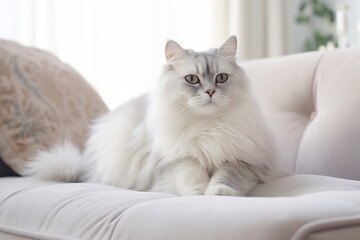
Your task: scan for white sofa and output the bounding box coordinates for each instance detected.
[1,47,360,240]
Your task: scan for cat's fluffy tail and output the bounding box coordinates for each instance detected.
[23,141,83,182]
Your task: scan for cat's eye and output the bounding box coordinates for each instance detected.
[185,74,200,84]
[215,73,228,84]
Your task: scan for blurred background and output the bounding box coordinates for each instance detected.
[1,0,359,109]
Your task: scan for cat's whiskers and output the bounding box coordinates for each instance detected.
[225,99,242,111]
[166,102,192,119]
[214,95,230,106]
[188,95,208,107]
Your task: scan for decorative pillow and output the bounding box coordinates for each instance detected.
[0,40,109,175]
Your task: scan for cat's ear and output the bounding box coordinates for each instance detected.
[165,40,185,61]
[165,40,186,69]
[218,36,237,59]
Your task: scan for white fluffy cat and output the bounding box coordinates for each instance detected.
[26,36,288,196]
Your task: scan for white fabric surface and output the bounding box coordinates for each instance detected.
[1,175,360,240]
[244,48,360,180]
[291,215,360,240]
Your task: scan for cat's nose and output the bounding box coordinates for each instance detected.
[205,89,216,97]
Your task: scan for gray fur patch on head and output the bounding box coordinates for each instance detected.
[160,36,248,116]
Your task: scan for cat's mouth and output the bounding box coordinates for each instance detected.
[206,99,218,105]
[197,97,224,113]
[188,94,229,115]
[205,95,223,106]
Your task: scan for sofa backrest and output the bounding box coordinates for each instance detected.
[243,49,360,180]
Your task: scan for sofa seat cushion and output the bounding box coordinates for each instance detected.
[1,175,360,240]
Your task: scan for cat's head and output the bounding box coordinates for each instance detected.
[159,36,249,116]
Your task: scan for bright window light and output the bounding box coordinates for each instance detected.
[0,0,219,109]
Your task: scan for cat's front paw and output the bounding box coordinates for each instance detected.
[205,184,242,196]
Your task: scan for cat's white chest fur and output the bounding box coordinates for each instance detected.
[155,114,245,170]
[191,119,232,168]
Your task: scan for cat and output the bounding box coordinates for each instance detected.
[25,36,288,196]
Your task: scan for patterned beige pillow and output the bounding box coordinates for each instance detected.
[0,40,109,174]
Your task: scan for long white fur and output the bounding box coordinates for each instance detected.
[24,141,82,182]
[26,36,288,196]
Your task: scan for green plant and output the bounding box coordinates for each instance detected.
[295,0,336,51]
